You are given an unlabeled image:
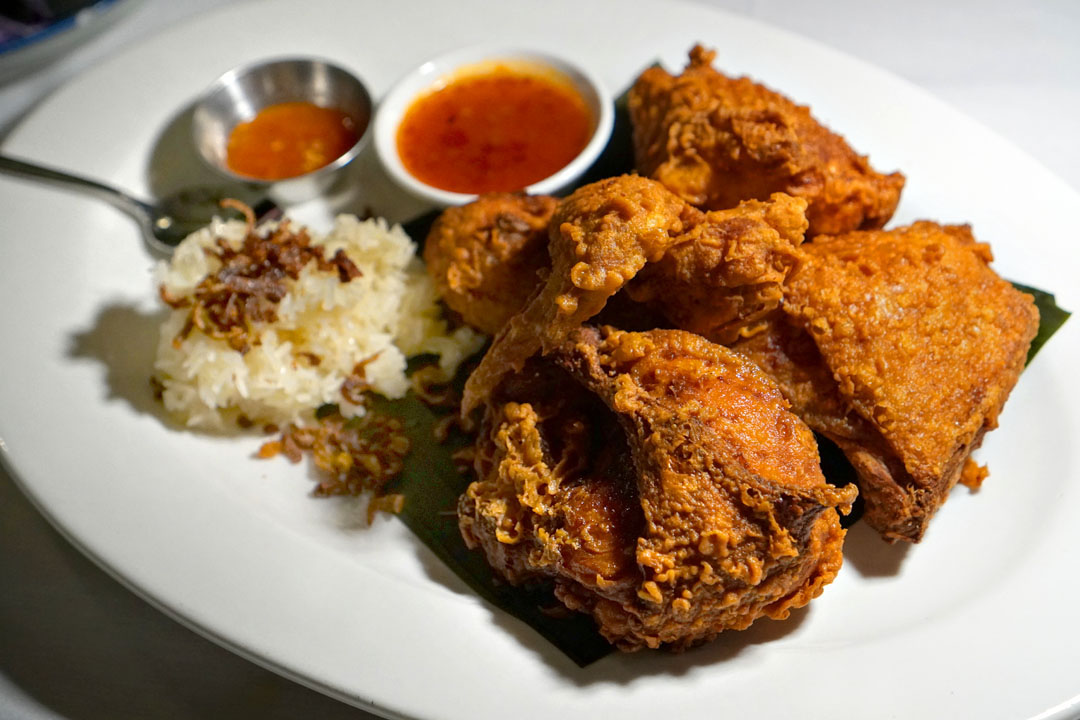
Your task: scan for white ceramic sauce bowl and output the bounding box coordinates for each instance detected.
[373,45,614,207]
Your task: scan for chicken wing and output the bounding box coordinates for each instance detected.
[459,326,856,650]
[629,45,905,237]
[423,192,557,335]
[735,221,1039,541]
[461,175,697,414]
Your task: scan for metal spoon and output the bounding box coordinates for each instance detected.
[0,153,281,254]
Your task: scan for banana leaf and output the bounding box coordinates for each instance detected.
[1012,282,1071,363]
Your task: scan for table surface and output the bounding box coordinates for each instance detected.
[2,1,1078,718]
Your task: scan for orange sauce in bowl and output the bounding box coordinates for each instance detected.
[226,102,360,180]
[396,66,593,194]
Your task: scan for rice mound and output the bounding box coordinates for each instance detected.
[153,214,483,430]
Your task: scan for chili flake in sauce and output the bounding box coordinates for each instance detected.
[226,102,359,180]
[396,66,592,194]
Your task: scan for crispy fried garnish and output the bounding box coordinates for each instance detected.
[259,407,411,521]
[220,197,256,229]
[163,202,363,353]
[958,458,989,491]
[410,364,456,407]
[341,355,380,405]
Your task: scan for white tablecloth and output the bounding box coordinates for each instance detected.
[2,1,1077,718]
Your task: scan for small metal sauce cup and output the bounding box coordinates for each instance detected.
[192,57,373,205]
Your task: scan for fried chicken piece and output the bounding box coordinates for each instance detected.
[732,318,920,539]
[461,175,697,414]
[461,176,808,414]
[629,45,905,237]
[735,222,1039,541]
[459,327,856,651]
[625,192,807,344]
[458,354,644,593]
[423,193,557,335]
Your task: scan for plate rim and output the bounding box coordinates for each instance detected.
[2,1,1079,719]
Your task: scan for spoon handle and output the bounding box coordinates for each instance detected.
[0,153,150,220]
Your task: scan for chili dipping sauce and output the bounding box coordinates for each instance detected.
[396,64,593,194]
[226,101,360,180]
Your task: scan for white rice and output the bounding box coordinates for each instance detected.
[153,214,483,430]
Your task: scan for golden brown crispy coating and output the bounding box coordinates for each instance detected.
[461,176,808,414]
[629,45,905,237]
[736,222,1039,541]
[459,327,856,651]
[461,175,697,414]
[731,318,918,539]
[459,355,644,593]
[785,222,1038,492]
[626,192,807,344]
[423,193,557,335]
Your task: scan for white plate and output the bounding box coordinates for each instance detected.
[1,1,1078,719]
